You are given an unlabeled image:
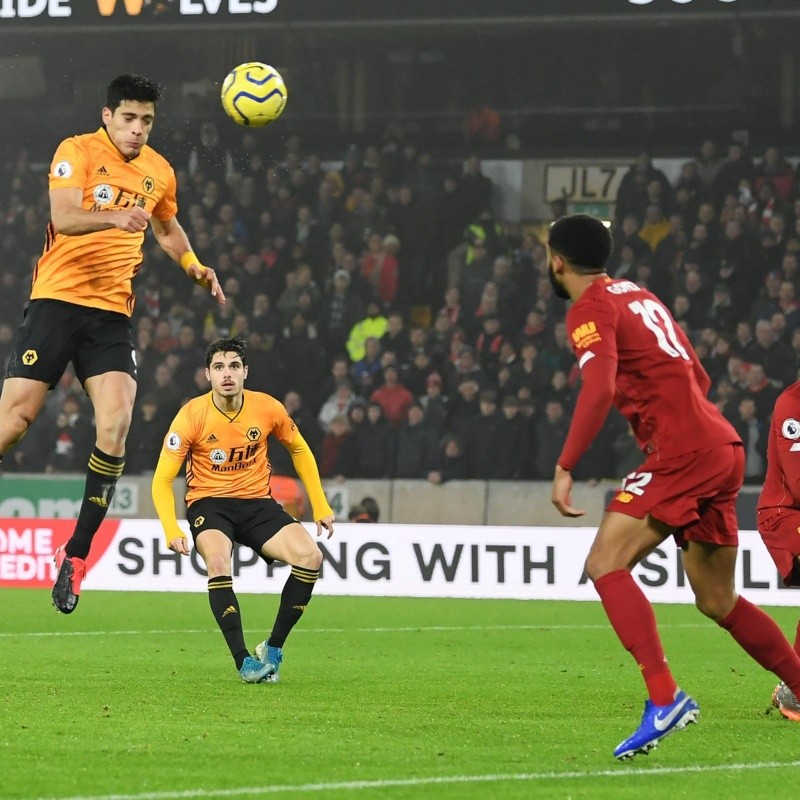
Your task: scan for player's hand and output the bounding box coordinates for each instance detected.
[114,207,151,232]
[551,465,586,518]
[168,535,190,555]
[186,263,226,306]
[316,515,335,539]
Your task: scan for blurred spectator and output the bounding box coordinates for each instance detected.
[346,300,388,362]
[427,434,469,485]
[351,336,384,397]
[44,394,94,474]
[354,402,394,478]
[459,155,493,224]
[446,376,481,444]
[348,496,381,522]
[750,319,794,386]
[361,232,399,307]
[732,396,766,485]
[126,396,168,475]
[369,365,414,428]
[380,310,411,363]
[318,415,357,479]
[419,372,449,436]
[705,283,738,334]
[318,382,356,433]
[393,402,439,478]
[466,389,502,479]
[534,399,569,479]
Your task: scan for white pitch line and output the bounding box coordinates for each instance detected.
[30,760,800,800]
[0,622,711,638]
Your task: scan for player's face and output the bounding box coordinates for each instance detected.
[546,247,571,300]
[206,352,248,399]
[102,100,156,159]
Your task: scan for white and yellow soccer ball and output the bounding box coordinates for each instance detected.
[220,62,288,128]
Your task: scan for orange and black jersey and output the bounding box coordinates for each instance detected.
[32,128,178,316]
[158,389,296,505]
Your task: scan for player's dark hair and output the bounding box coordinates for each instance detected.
[548,214,613,274]
[106,74,162,111]
[205,337,247,368]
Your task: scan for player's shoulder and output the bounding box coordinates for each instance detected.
[777,381,800,408]
[54,131,98,155]
[181,392,212,419]
[140,142,174,174]
[244,388,282,410]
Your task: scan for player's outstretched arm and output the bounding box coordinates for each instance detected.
[150,216,226,306]
[151,455,190,554]
[286,431,335,539]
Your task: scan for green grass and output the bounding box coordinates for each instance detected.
[1,590,799,800]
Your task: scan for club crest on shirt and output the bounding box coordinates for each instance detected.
[571,321,601,349]
[782,418,800,440]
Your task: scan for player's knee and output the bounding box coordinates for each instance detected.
[0,401,38,447]
[203,552,232,577]
[97,407,133,450]
[584,552,613,582]
[694,592,733,622]
[294,544,322,571]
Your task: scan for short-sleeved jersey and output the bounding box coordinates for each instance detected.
[32,128,178,317]
[757,382,800,513]
[158,389,297,505]
[566,277,739,460]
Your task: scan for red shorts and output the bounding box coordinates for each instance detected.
[757,508,800,586]
[606,442,744,547]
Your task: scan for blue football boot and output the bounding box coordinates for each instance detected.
[613,689,699,760]
[255,641,283,683]
[238,655,276,684]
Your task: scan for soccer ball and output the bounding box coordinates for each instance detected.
[220,62,288,128]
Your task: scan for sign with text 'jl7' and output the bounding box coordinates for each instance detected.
[1,520,798,605]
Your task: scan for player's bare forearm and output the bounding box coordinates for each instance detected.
[151,215,192,262]
[551,464,586,518]
[51,205,150,236]
[152,216,226,305]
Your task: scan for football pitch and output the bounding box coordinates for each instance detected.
[2,590,799,800]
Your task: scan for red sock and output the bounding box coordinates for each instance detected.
[719,596,800,696]
[794,620,800,659]
[593,569,677,706]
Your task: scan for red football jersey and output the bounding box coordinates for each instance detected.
[559,277,739,470]
[757,382,800,513]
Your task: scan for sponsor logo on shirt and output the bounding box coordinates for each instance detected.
[615,491,634,504]
[571,321,601,349]
[210,448,227,465]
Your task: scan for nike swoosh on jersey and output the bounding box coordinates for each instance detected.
[652,696,690,731]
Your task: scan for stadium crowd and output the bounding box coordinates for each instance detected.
[0,127,796,484]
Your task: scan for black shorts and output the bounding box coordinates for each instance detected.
[5,299,136,388]
[185,496,297,553]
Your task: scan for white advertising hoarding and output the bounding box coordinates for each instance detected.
[1,519,797,605]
